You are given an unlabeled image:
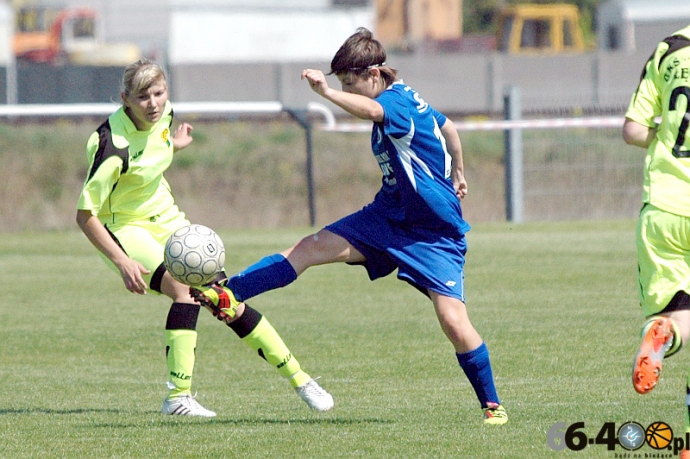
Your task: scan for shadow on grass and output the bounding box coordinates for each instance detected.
[0,408,123,415]
[208,417,394,426]
[0,407,394,427]
[88,417,395,429]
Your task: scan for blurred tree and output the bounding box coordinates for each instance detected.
[463,0,506,34]
[464,0,602,43]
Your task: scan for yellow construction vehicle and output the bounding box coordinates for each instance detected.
[497,3,586,54]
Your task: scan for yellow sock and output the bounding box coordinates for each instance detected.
[165,329,197,397]
[242,317,311,388]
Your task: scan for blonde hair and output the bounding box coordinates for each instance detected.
[121,58,166,97]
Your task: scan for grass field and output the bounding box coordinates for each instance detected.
[1,220,688,458]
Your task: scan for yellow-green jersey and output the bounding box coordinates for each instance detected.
[77,101,176,225]
[626,25,690,216]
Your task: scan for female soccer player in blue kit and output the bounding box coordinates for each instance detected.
[192,28,507,424]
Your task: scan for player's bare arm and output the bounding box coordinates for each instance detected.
[441,118,467,199]
[623,118,656,148]
[76,209,150,294]
[301,68,384,122]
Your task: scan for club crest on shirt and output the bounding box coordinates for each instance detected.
[161,128,170,147]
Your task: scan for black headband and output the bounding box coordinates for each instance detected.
[327,62,386,76]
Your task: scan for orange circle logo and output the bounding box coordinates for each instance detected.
[646,422,673,450]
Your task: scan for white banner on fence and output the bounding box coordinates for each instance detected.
[0,102,621,133]
[325,116,625,133]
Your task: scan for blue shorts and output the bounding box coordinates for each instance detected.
[325,205,467,301]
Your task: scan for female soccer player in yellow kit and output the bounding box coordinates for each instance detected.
[76,58,333,416]
[625,24,690,458]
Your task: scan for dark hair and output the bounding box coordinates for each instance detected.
[330,27,398,85]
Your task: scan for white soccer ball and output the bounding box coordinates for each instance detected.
[164,224,226,286]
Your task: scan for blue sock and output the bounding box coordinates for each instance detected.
[226,254,297,302]
[456,342,500,408]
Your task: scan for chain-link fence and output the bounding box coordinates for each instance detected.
[521,126,643,221]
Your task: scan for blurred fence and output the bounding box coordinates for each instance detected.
[0,98,643,232]
[329,111,641,223]
[520,124,642,221]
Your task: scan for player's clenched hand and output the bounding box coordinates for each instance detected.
[301,69,329,96]
[118,258,150,294]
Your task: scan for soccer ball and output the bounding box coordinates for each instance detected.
[164,224,226,286]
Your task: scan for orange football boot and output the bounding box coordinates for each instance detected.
[632,317,674,394]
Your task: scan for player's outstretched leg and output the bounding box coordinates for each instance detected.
[633,316,676,394]
[190,284,334,411]
[189,283,240,324]
[225,253,298,302]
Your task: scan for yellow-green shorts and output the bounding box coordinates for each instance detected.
[100,205,190,288]
[637,203,690,317]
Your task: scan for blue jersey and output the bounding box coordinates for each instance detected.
[324,82,471,299]
[370,81,470,236]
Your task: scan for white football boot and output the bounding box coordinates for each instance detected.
[295,379,334,411]
[161,394,217,417]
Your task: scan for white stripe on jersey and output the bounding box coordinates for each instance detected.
[390,119,434,192]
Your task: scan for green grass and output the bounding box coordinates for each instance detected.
[1,220,687,458]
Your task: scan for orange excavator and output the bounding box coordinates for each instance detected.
[13,6,140,65]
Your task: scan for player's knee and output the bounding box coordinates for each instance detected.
[160,270,196,302]
[227,304,260,338]
[222,302,246,325]
[166,302,201,330]
[295,233,322,252]
[290,233,328,266]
